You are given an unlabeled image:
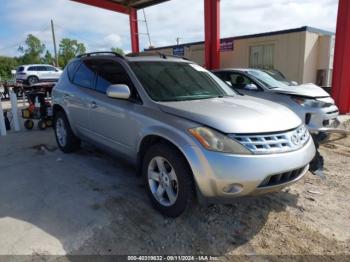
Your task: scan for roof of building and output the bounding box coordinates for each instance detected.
[146,26,334,51]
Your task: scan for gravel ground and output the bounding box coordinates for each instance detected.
[0,117,349,260]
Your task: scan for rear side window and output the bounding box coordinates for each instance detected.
[96,60,133,94]
[67,61,80,80]
[17,66,25,72]
[72,60,96,89]
[28,66,37,71]
[37,66,47,71]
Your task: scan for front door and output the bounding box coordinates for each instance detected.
[88,59,141,157]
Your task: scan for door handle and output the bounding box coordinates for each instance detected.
[63,93,71,99]
[90,101,98,109]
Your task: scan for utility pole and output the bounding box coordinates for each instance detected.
[142,9,152,48]
[51,19,59,67]
[176,37,182,45]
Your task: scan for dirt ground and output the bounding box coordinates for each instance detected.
[0,114,349,260]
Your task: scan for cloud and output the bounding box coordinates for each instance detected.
[0,0,339,56]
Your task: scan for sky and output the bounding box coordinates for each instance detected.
[0,0,339,57]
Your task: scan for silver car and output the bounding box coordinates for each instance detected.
[212,69,340,133]
[16,64,62,85]
[52,52,315,217]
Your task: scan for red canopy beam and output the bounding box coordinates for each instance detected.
[332,0,350,113]
[204,0,220,69]
[71,0,129,14]
[71,0,139,53]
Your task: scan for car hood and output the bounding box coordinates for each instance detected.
[158,96,301,134]
[271,83,329,98]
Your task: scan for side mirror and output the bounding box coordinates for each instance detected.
[291,81,298,86]
[106,84,131,100]
[245,83,258,91]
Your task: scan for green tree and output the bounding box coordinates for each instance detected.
[111,47,124,55]
[18,34,45,64]
[0,56,19,80]
[42,50,54,65]
[58,38,86,67]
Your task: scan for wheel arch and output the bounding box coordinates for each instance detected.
[137,133,199,198]
[137,132,193,177]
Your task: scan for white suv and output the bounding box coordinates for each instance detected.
[16,64,62,85]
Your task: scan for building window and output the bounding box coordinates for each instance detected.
[249,44,275,69]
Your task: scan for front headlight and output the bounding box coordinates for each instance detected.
[188,127,252,154]
[292,97,327,108]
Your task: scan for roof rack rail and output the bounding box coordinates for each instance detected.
[126,52,189,61]
[77,52,124,59]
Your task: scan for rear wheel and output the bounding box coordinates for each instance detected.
[24,119,34,130]
[54,111,80,153]
[143,143,194,217]
[38,120,46,130]
[27,76,39,85]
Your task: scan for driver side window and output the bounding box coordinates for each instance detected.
[228,73,253,89]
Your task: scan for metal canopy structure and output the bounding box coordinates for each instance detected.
[107,0,170,9]
[71,0,221,70]
[71,0,169,53]
[71,0,349,112]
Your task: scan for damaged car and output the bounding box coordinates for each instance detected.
[213,68,341,175]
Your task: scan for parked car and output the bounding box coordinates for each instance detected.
[262,69,298,86]
[16,64,62,85]
[212,68,340,133]
[52,52,315,217]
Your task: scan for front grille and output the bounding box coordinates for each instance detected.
[229,125,309,154]
[258,166,307,188]
[326,110,339,115]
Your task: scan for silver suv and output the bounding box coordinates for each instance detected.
[52,52,315,217]
[16,64,62,85]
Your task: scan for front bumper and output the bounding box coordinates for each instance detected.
[182,137,315,204]
[304,104,340,132]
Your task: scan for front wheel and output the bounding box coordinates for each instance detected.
[143,143,194,217]
[54,111,80,153]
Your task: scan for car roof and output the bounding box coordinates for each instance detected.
[125,55,189,63]
[21,64,55,67]
[212,68,262,73]
[75,53,190,64]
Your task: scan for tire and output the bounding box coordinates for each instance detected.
[24,119,34,130]
[38,120,46,130]
[142,143,194,217]
[27,76,39,85]
[54,111,80,153]
[46,119,53,127]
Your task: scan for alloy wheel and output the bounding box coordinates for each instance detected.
[147,156,179,207]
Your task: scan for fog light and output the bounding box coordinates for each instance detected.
[223,184,243,194]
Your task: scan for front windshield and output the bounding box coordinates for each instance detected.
[265,70,285,82]
[130,61,235,102]
[248,70,288,89]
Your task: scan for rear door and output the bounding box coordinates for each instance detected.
[36,66,48,80]
[64,59,98,137]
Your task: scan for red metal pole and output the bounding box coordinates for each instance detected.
[204,0,220,69]
[129,8,140,53]
[332,0,350,113]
